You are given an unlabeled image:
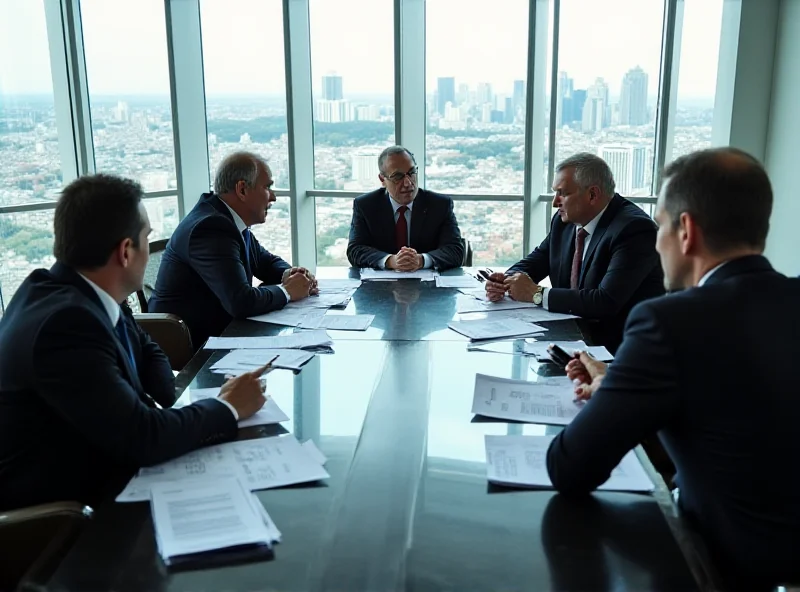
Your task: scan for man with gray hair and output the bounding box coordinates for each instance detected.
[150,151,315,349]
[484,152,663,350]
[347,145,464,271]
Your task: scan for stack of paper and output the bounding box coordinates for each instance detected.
[447,318,547,341]
[285,293,352,309]
[188,387,290,429]
[484,434,655,492]
[211,349,316,374]
[204,330,333,351]
[435,275,482,289]
[248,307,327,328]
[471,374,582,425]
[316,278,362,294]
[456,293,580,322]
[117,434,330,502]
[360,268,439,281]
[299,314,375,331]
[524,339,614,362]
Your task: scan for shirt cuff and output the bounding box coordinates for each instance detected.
[378,255,390,269]
[215,397,239,421]
[542,287,550,310]
[278,285,291,302]
[422,254,433,269]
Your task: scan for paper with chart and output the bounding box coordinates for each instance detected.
[435,275,483,289]
[211,348,315,373]
[471,374,583,425]
[360,268,439,281]
[447,318,546,341]
[204,330,333,350]
[117,435,330,502]
[484,434,655,492]
[188,387,289,428]
[248,307,327,328]
[524,340,614,362]
[299,314,374,331]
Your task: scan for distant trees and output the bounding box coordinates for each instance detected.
[0,218,53,262]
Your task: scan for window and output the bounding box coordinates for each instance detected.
[309,0,395,191]
[669,0,723,161]
[250,195,292,263]
[143,195,179,241]
[455,201,524,266]
[80,0,177,192]
[200,0,291,189]
[553,0,665,196]
[425,0,529,195]
[0,1,64,206]
[316,197,353,267]
[0,210,55,313]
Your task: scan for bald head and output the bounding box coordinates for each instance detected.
[214,151,271,196]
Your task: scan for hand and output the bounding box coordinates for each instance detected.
[282,271,311,301]
[218,363,270,419]
[484,272,508,302]
[390,247,423,272]
[504,273,538,302]
[566,352,608,401]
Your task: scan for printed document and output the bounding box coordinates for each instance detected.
[447,318,546,341]
[471,374,582,425]
[360,268,438,281]
[435,275,483,289]
[188,387,289,428]
[524,340,614,362]
[248,308,326,328]
[204,330,333,350]
[299,314,374,331]
[210,348,315,373]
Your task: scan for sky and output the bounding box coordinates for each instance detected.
[0,0,723,101]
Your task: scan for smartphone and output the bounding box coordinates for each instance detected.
[547,343,574,367]
[476,269,492,282]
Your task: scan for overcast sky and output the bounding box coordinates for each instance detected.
[0,0,722,101]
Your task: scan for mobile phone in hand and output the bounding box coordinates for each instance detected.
[476,269,492,282]
[547,343,574,367]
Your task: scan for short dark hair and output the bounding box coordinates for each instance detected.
[378,145,416,174]
[660,147,773,252]
[54,174,146,269]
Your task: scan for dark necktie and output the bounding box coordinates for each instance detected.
[395,205,409,251]
[242,228,251,263]
[570,228,589,289]
[115,313,137,373]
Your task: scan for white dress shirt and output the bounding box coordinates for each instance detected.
[378,194,434,270]
[218,197,290,302]
[697,261,729,287]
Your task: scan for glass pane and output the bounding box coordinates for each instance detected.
[200,0,291,189]
[0,1,64,206]
[250,195,293,264]
[554,0,665,196]
[80,0,177,192]
[670,0,723,161]
[0,210,55,314]
[143,195,180,241]
[426,0,529,194]
[309,0,395,191]
[315,197,353,267]
[455,201,524,266]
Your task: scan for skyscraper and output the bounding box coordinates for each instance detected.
[513,80,525,111]
[620,66,649,126]
[322,74,343,101]
[556,71,573,127]
[600,145,648,194]
[476,82,493,105]
[570,89,587,124]
[437,77,456,116]
[582,78,610,132]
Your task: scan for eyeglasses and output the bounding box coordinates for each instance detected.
[383,167,418,184]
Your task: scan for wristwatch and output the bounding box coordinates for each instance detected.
[532,286,544,306]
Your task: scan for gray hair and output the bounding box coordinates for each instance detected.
[378,145,416,174]
[556,152,615,197]
[214,151,269,194]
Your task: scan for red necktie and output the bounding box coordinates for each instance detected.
[395,205,409,251]
[570,228,589,289]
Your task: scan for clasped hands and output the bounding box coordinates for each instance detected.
[484,272,540,303]
[281,267,319,301]
[387,247,424,272]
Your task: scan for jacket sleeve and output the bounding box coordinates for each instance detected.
[424,198,465,270]
[188,216,288,318]
[506,217,553,281]
[252,235,291,285]
[127,308,177,408]
[347,198,391,268]
[33,307,238,467]
[546,301,681,494]
[546,218,659,318]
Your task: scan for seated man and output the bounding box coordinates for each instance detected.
[150,151,315,349]
[0,175,268,510]
[346,145,464,271]
[485,153,664,351]
[547,148,800,590]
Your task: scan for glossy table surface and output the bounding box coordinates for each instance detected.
[46,269,717,591]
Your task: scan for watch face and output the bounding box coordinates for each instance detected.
[533,292,543,305]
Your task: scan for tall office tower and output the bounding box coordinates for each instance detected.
[600,145,648,194]
[481,103,493,123]
[620,66,649,125]
[456,82,470,105]
[315,99,352,123]
[114,101,129,123]
[570,89,587,124]
[351,154,376,183]
[504,97,514,123]
[476,82,493,105]
[437,77,456,116]
[322,74,343,100]
[513,79,525,111]
[556,71,574,127]
[581,78,610,132]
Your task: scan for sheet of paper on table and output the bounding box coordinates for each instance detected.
[188,387,289,428]
[299,314,374,331]
[360,268,439,281]
[471,374,582,425]
[447,317,547,341]
[211,348,316,373]
[248,307,326,328]
[435,275,483,289]
[524,339,614,362]
[204,330,333,350]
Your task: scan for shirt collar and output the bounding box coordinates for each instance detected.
[697,261,731,287]
[387,192,414,213]
[78,274,121,326]
[217,196,248,233]
[579,203,609,236]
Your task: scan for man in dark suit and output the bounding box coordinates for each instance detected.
[346,146,464,271]
[0,175,269,511]
[547,148,800,590]
[484,153,664,351]
[150,152,315,349]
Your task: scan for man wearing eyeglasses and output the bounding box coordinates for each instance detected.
[347,146,464,271]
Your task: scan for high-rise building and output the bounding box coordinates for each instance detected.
[437,77,456,116]
[351,154,376,183]
[582,78,610,132]
[504,97,514,124]
[556,71,573,127]
[476,82,493,105]
[315,99,352,123]
[114,101,129,123]
[570,89,587,124]
[480,103,493,123]
[456,83,470,106]
[322,74,343,100]
[600,145,648,194]
[513,79,525,111]
[620,66,649,126]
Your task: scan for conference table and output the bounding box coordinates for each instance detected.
[46,268,722,591]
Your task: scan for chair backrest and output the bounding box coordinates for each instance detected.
[460,238,473,267]
[0,501,92,590]
[136,238,169,313]
[134,313,194,371]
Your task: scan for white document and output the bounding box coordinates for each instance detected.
[360,268,439,281]
[248,307,326,328]
[472,374,582,425]
[447,318,546,341]
[211,348,315,372]
[457,294,543,314]
[524,339,614,362]
[188,387,289,428]
[285,293,351,309]
[435,275,482,289]
[484,435,655,493]
[117,435,330,502]
[150,478,273,562]
[299,314,374,331]
[250,493,282,543]
[302,440,328,466]
[316,279,361,293]
[204,330,333,350]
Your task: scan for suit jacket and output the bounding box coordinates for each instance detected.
[149,193,291,349]
[546,256,800,589]
[0,263,237,510]
[507,194,664,351]
[346,188,464,270]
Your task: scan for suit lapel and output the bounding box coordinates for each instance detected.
[409,191,427,248]
[578,196,621,286]
[379,193,396,251]
[116,309,147,399]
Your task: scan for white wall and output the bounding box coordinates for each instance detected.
[764,0,800,275]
